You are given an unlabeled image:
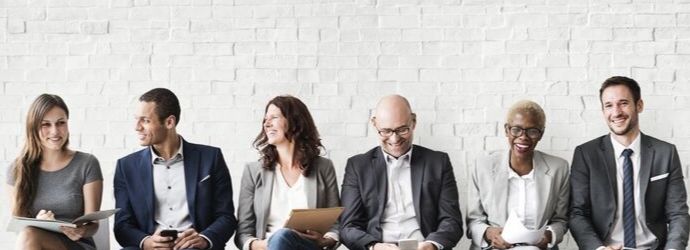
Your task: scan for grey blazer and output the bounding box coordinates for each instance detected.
[234,156,341,249]
[570,134,690,250]
[466,150,570,249]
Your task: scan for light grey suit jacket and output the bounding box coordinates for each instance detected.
[234,156,341,249]
[467,150,570,249]
[569,134,689,250]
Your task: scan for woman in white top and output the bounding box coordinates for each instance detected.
[467,100,570,250]
[235,95,340,250]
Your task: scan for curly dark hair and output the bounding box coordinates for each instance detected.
[253,95,323,177]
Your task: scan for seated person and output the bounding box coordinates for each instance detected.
[6,94,103,250]
[466,100,569,249]
[235,95,340,250]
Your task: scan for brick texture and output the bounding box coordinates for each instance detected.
[1,1,689,249]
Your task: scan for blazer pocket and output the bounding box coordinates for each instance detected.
[199,175,211,183]
[650,173,669,182]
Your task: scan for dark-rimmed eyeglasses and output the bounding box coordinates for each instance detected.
[376,126,411,137]
[506,125,542,139]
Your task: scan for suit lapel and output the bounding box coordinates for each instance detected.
[533,151,552,227]
[638,134,654,202]
[259,167,274,237]
[600,135,619,201]
[494,151,510,224]
[410,148,424,222]
[182,141,199,221]
[372,149,388,219]
[305,167,317,208]
[137,149,156,230]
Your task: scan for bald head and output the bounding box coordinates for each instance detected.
[372,95,416,157]
[373,95,414,123]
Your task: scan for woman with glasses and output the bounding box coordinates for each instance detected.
[6,94,103,250]
[235,95,340,250]
[467,100,569,250]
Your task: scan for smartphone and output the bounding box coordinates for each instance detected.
[160,229,178,242]
[398,239,418,250]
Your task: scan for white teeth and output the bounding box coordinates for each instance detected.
[516,144,529,148]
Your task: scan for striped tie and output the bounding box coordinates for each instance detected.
[622,148,636,248]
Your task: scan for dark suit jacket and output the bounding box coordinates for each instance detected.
[339,145,463,250]
[113,139,237,250]
[569,133,689,250]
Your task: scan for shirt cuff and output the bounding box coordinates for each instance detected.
[596,247,606,250]
[545,226,557,248]
[323,232,339,242]
[480,228,490,247]
[425,240,443,250]
[199,234,213,249]
[243,238,259,250]
[139,235,151,249]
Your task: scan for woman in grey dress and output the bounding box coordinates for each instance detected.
[6,94,103,250]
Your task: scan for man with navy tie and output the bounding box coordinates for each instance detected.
[114,88,236,250]
[569,76,689,250]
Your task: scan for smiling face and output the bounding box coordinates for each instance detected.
[505,112,542,158]
[601,84,643,138]
[263,104,290,146]
[134,101,173,147]
[39,107,69,151]
[372,96,416,158]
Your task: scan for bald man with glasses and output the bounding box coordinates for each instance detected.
[339,95,463,250]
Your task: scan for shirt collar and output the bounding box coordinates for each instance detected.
[381,146,413,166]
[610,132,641,158]
[507,166,535,180]
[150,137,184,164]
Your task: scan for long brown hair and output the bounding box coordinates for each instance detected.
[252,95,323,177]
[12,94,70,216]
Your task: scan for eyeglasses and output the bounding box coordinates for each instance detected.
[376,126,411,137]
[506,125,542,139]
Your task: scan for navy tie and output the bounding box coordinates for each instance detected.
[622,148,636,248]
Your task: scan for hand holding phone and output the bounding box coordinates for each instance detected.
[160,229,178,242]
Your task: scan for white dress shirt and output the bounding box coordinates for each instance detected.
[507,168,538,230]
[380,147,443,249]
[607,133,656,248]
[152,145,192,231]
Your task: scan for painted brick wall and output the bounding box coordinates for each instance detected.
[0,0,689,249]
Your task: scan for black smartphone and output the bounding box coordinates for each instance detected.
[160,229,178,242]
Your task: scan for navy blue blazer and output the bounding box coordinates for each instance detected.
[113,139,237,249]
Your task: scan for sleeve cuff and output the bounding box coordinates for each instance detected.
[139,235,151,249]
[199,234,213,249]
[546,226,557,248]
[425,240,443,250]
[243,238,259,250]
[324,232,339,242]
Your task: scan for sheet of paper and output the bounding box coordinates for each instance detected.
[500,211,546,245]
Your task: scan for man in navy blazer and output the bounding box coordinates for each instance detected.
[114,88,236,250]
[570,77,689,250]
[339,95,463,250]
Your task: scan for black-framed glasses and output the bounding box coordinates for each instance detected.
[506,125,542,139]
[376,126,411,137]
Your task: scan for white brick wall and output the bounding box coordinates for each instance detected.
[0,1,689,249]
